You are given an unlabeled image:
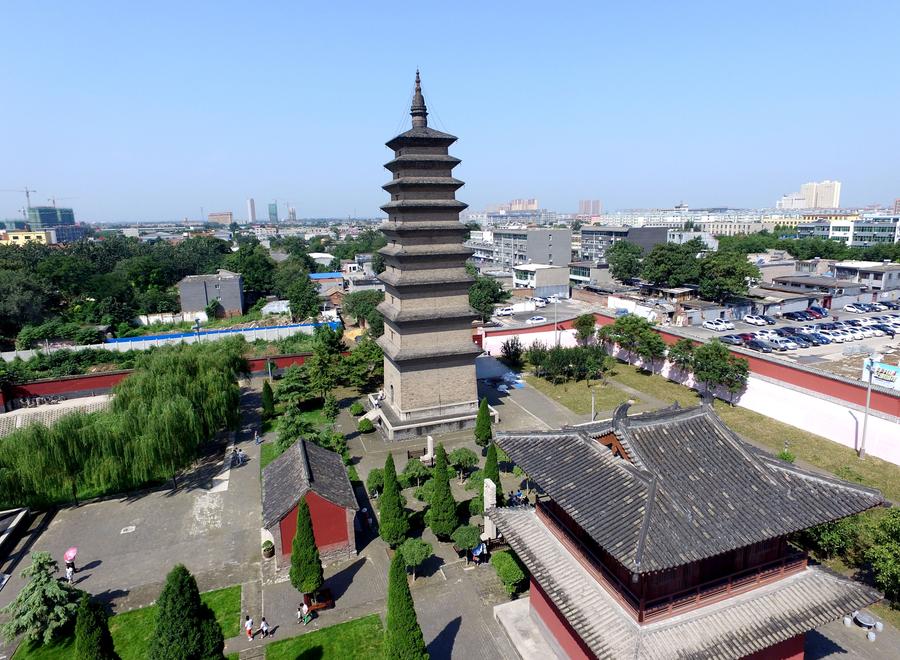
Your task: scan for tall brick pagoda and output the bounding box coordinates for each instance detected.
[372,72,484,440]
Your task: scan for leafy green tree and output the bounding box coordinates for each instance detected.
[149,564,223,660]
[693,340,749,400]
[379,454,409,547]
[484,443,504,506]
[402,459,431,488]
[371,252,385,274]
[867,509,900,603]
[261,380,275,420]
[606,240,643,282]
[425,445,458,539]
[451,525,482,563]
[224,241,275,294]
[500,336,524,368]
[448,447,479,482]
[273,256,315,298]
[640,243,701,287]
[323,393,339,422]
[366,467,384,495]
[1,552,79,645]
[275,364,315,404]
[0,269,54,339]
[399,538,433,580]
[277,406,316,453]
[343,290,385,332]
[384,553,429,660]
[697,252,761,302]
[305,352,339,400]
[474,398,493,448]
[344,336,384,391]
[635,330,667,372]
[573,313,597,345]
[469,276,510,320]
[75,593,118,660]
[667,338,695,371]
[286,276,320,321]
[290,497,324,595]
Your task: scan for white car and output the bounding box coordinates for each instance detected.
[769,337,798,351]
[525,315,547,325]
[818,330,844,343]
[755,329,779,341]
[743,315,768,326]
[843,303,867,313]
[547,295,560,304]
[703,319,731,331]
[495,307,514,317]
[849,326,875,338]
[532,298,547,308]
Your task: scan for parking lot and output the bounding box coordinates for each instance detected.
[491,297,588,328]
[681,308,900,371]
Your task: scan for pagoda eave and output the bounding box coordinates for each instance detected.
[377,301,478,324]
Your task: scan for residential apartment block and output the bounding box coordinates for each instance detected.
[177,269,245,317]
[797,213,899,247]
[579,225,668,263]
[490,228,572,271]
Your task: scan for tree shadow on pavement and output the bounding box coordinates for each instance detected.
[326,557,367,601]
[427,616,461,660]
[805,629,845,659]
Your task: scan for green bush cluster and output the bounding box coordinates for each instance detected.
[525,342,611,384]
[491,551,528,595]
[15,321,105,350]
[0,340,244,508]
[349,401,365,416]
[357,418,375,433]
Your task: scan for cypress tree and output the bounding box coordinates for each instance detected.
[474,398,492,447]
[261,380,275,420]
[425,444,457,539]
[149,564,223,660]
[379,454,409,547]
[384,553,428,660]
[290,497,324,595]
[74,593,118,660]
[484,443,504,506]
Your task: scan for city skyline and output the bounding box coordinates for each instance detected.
[2,2,899,222]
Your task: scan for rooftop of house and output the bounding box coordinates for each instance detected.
[495,403,884,574]
[513,263,565,272]
[178,269,242,283]
[308,272,343,280]
[771,275,862,288]
[261,440,358,528]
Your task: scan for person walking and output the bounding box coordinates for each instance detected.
[259,617,269,638]
[245,615,254,640]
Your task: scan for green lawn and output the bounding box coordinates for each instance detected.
[13,585,241,660]
[524,375,636,415]
[265,614,384,660]
[608,363,702,407]
[260,442,280,470]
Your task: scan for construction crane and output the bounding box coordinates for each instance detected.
[47,196,77,208]
[0,186,38,210]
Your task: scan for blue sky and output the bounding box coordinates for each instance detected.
[1,1,898,222]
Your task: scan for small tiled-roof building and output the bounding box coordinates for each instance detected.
[262,440,358,565]
[489,402,885,660]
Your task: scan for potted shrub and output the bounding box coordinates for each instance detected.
[262,540,275,559]
[358,418,375,433]
[349,402,365,416]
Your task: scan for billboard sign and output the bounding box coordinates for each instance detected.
[862,360,900,392]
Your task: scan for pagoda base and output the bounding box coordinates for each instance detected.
[494,598,565,660]
[367,395,497,441]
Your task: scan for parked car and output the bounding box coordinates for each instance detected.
[720,334,744,346]
[783,311,807,322]
[843,303,867,313]
[737,332,757,342]
[769,337,798,351]
[795,332,823,346]
[532,298,547,308]
[547,295,560,303]
[804,308,824,319]
[791,335,811,348]
[760,315,778,325]
[745,339,773,353]
[703,318,734,331]
[755,329,779,341]
[743,315,768,326]
[873,323,897,337]
[882,301,900,310]
[818,330,843,343]
[806,332,832,345]
[775,327,796,337]
[525,315,547,324]
[808,305,830,317]
[495,307,514,317]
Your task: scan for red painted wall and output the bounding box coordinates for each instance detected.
[246,353,310,373]
[278,492,350,556]
[529,577,594,660]
[6,370,131,400]
[744,633,805,660]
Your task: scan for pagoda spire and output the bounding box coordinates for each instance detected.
[411,69,428,128]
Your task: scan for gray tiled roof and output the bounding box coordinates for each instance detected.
[261,440,357,528]
[489,507,879,660]
[496,404,884,573]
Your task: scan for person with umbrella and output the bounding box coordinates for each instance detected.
[64,547,78,575]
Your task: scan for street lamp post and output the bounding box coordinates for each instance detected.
[859,355,880,460]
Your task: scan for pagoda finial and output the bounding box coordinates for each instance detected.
[411,69,428,128]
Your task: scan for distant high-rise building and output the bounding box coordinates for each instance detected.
[776,181,841,209]
[288,206,297,221]
[247,198,256,222]
[578,200,602,216]
[208,211,233,224]
[267,203,278,223]
[893,198,900,215]
[27,206,75,229]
